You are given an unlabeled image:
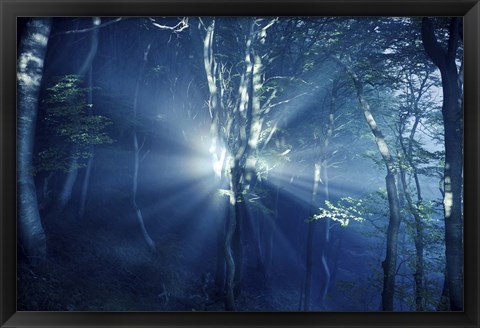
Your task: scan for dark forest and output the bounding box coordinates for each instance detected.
[17,16,464,311]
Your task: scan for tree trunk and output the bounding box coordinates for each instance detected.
[318,164,331,305]
[201,17,273,311]
[398,108,426,311]
[399,162,425,311]
[303,148,321,310]
[263,186,279,275]
[247,206,264,273]
[224,164,238,311]
[17,18,52,264]
[132,132,155,251]
[437,271,450,311]
[233,195,244,298]
[79,151,93,218]
[381,172,402,311]
[214,213,226,295]
[77,17,100,77]
[317,88,337,306]
[303,216,316,311]
[304,84,337,310]
[57,154,78,212]
[421,17,463,311]
[329,229,344,285]
[202,19,228,298]
[79,19,100,218]
[131,43,155,251]
[224,209,236,311]
[338,59,402,311]
[57,19,101,217]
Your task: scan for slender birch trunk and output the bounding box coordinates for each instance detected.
[79,18,101,219]
[336,58,402,311]
[18,18,52,263]
[131,43,155,251]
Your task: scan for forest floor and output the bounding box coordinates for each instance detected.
[18,208,306,312]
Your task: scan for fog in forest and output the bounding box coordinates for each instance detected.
[17,16,464,311]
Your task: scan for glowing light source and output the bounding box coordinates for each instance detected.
[212,147,226,178]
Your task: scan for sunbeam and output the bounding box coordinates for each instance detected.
[16,16,457,313]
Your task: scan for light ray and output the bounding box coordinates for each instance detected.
[242,200,307,272]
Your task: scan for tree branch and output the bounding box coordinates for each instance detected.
[53,18,122,37]
[447,18,462,59]
[150,17,189,33]
[421,17,447,69]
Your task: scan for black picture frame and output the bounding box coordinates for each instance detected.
[1,0,479,327]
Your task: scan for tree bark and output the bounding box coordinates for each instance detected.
[397,74,428,311]
[56,153,78,212]
[79,148,93,218]
[317,87,337,305]
[245,205,264,273]
[399,160,425,311]
[214,214,226,295]
[421,17,463,311]
[303,212,317,311]
[131,43,155,251]
[381,172,402,311]
[224,164,238,311]
[337,59,402,311]
[202,19,228,298]
[263,186,279,275]
[79,18,101,219]
[233,195,244,298]
[304,83,337,310]
[132,132,155,251]
[201,17,275,310]
[303,141,321,311]
[437,271,450,310]
[17,18,52,264]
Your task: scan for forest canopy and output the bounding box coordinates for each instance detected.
[17,16,463,312]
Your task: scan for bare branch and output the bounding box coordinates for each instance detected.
[264,92,308,114]
[140,150,151,163]
[150,17,189,33]
[53,18,122,37]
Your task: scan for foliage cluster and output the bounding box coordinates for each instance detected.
[35,75,113,173]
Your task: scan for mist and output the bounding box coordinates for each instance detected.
[17,16,463,311]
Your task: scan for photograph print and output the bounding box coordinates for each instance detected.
[17,16,463,312]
